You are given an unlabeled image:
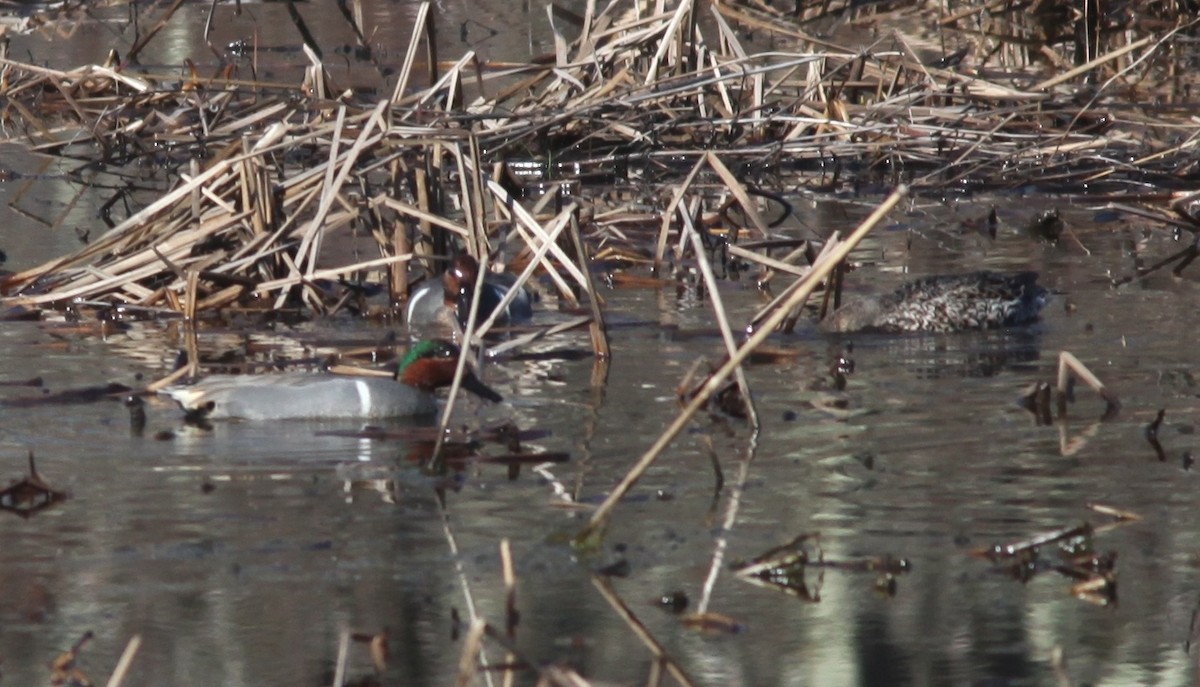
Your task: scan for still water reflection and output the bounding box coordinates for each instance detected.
[2,201,1200,685]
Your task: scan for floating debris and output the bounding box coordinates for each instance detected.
[49,631,93,687]
[1145,409,1167,462]
[1086,503,1142,522]
[0,375,42,387]
[830,343,855,391]
[1027,209,1066,243]
[960,206,1000,240]
[680,612,745,635]
[971,522,1118,606]
[125,395,146,437]
[733,533,911,600]
[349,629,389,674]
[1019,381,1054,426]
[0,451,67,518]
[656,591,690,614]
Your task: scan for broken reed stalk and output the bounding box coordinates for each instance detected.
[500,538,517,637]
[1058,420,1101,458]
[500,538,517,687]
[484,179,587,306]
[655,157,708,275]
[681,208,758,427]
[726,243,809,278]
[1031,35,1154,92]
[390,1,429,105]
[428,254,490,469]
[125,0,186,64]
[483,315,592,359]
[465,136,491,256]
[470,205,575,344]
[499,540,518,687]
[144,364,192,393]
[575,186,908,547]
[103,635,141,687]
[1050,646,1077,687]
[454,619,488,687]
[567,210,611,360]
[1057,350,1120,419]
[460,620,593,687]
[702,152,772,239]
[746,238,841,332]
[591,576,695,687]
[332,630,350,687]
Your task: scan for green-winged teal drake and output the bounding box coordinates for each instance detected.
[406,254,535,328]
[161,339,501,420]
[821,271,1047,333]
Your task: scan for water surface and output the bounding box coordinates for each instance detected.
[0,3,1198,686]
[2,198,1199,686]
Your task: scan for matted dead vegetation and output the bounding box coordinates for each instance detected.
[0,0,1197,332]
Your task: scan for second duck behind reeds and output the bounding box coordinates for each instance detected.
[407,254,535,330]
[821,271,1047,333]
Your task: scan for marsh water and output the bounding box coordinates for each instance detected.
[2,3,1200,687]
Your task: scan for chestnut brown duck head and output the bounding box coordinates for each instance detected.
[407,255,535,329]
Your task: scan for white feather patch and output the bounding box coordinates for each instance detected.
[355,380,371,416]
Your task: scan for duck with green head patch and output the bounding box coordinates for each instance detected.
[161,339,502,421]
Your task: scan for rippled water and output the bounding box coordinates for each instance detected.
[2,196,1199,686]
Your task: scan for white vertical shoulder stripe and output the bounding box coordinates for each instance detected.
[355,380,371,417]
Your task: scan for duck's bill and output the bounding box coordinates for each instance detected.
[461,372,503,403]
